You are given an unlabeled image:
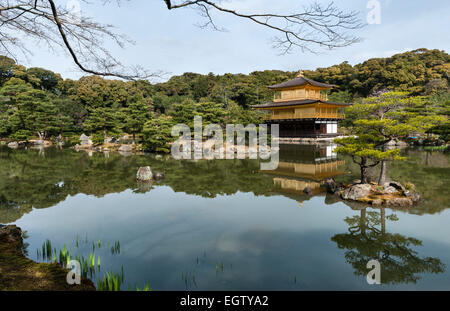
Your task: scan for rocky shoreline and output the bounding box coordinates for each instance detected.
[0,225,95,291]
[325,179,421,207]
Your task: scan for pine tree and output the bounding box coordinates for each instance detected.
[118,95,153,144]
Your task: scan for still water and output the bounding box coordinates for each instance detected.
[0,145,449,290]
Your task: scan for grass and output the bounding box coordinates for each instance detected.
[96,270,124,291]
[424,145,448,151]
[35,236,151,291]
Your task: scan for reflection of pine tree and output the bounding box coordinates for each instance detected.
[332,208,445,285]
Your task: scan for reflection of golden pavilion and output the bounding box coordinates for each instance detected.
[263,145,348,203]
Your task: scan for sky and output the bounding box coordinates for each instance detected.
[18,0,450,81]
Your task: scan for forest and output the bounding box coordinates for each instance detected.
[0,48,448,152]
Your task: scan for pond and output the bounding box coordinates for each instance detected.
[0,144,449,290]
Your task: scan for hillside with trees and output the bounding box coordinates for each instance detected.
[0,48,448,151]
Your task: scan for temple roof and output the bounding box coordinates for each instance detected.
[252,99,351,109]
[268,76,334,90]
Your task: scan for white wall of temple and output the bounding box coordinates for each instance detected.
[325,122,338,134]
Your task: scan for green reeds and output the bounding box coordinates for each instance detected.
[96,269,124,291]
[110,241,120,255]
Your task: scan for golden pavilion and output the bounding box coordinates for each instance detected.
[252,71,351,138]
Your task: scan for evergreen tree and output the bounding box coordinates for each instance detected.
[83,107,118,140]
[118,95,154,144]
[142,115,174,153]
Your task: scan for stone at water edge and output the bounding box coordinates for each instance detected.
[405,191,421,203]
[383,181,406,193]
[341,184,372,201]
[383,186,398,194]
[119,145,133,152]
[7,142,19,149]
[325,178,337,194]
[303,187,312,194]
[154,172,165,180]
[137,166,153,182]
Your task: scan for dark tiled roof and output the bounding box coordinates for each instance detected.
[252,99,351,109]
[268,77,334,89]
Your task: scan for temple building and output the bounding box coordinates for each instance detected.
[252,71,351,138]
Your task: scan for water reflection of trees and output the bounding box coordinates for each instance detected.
[331,207,445,285]
[0,146,448,224]
[0,147,274,223]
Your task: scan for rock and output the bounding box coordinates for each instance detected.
[385,197,413,207]
[386,139,408,147]
[137,166,153,182]
[119,144,133,152]
[34,140,44,145]
[303,187,312,194]
[0,225,22,244]
[7,142,18,149]
[353,179,361,184]
[405,191,421,203]
[105,137,117,144]
[383,186,398,194]
[371,199,383,206]
[341,184,372,201]
[325,178,338,194]
[396,140,409,147]
[154,172,165,180]
[386,140,397,147]
[384,181,406,193]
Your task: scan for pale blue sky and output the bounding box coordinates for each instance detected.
[25,0,450,81]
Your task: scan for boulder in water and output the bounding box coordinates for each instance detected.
[154,172,165,180]
[137,166,153,182]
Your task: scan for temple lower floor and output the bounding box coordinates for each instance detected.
[266,119,340,138]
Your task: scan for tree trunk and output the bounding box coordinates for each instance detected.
[132,133,136,145]
[378,144,387,185]
[360,158,368,184]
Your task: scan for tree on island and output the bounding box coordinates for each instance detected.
[344,92,447,185]
[334,134,405,184]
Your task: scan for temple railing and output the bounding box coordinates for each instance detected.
[264,113,345,120]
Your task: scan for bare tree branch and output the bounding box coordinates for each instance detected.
[0,0,363,80]
[167,0,363,53]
